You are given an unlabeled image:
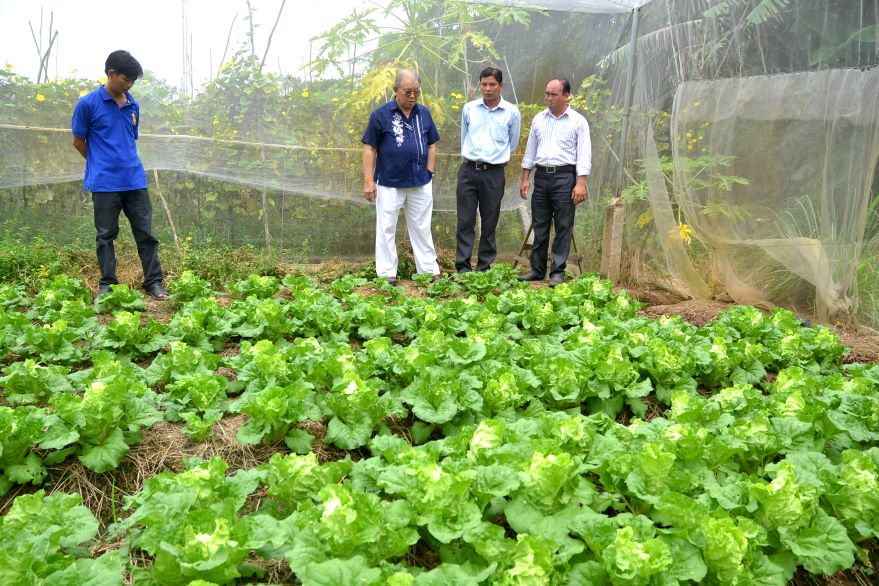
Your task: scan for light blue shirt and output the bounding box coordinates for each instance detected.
[460,97,521,165]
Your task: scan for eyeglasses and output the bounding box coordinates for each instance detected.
[398,89,421,97]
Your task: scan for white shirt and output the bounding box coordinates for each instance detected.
[521,106,591,176]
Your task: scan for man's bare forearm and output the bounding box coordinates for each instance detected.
[72,136,87,159]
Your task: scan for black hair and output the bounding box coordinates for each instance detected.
[551,77,571,94]
[479,67,503,84]
[105,50,143,80]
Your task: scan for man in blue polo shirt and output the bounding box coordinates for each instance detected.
[362,69,441,285]
[72,50,168,300]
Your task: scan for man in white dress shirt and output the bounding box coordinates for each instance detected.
[519,77,591,287]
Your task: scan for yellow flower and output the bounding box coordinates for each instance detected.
[301,89,309,98]
[678,223,693,244]
[79,89,89,97]
[98,75,107,83]
[35,93,46,102]
[4,62,13,70]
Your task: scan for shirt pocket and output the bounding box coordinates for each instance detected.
[558,131,579,155]
[489,119,509,143]
[417,128,431,162]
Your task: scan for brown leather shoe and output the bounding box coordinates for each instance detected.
[518,270,545,282]
[431,273,442,282]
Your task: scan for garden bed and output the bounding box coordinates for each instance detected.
[1,267,878,585]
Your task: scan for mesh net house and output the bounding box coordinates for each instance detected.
[1,0,877,325]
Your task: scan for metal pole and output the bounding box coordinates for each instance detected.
[615,7,640,196]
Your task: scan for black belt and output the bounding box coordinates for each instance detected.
[464,160,506,170]
[535,164,576,174]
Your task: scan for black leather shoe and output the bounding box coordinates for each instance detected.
[95,284,112,299]
[518,270,545,282]
[549,274,565,287]
[144,282,170,300]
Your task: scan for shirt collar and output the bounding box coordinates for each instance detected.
[390,99,420,117]
[479,96,509,112]
[98,84,135,105]
[544,105,570,120]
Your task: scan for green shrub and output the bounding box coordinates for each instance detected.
[0,239,77,289]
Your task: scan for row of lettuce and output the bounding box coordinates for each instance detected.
[1,267,878,585]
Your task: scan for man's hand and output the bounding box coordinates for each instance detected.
[572,177,587,205]
[519,169,531,199]
[363,178,377,203]
[363,145,377,203]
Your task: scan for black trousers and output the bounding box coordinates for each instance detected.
[455,163,506,272]
[529,170,576,278]
[92,189,163,288]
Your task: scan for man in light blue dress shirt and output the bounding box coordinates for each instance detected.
[455,67,521,273]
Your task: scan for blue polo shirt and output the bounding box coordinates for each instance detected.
[71,85,147,192]
[361,100,440,188]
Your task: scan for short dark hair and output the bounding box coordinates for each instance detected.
[105,50,143,80]
[552,77,571,94]
[479,67,503,84]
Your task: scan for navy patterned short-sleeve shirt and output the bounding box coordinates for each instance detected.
[361,100,440,188]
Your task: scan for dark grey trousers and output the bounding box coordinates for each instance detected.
[92,188,163,288]
[455,163,506,272]
[529,170,576,278]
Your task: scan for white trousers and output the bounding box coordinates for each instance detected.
[375,182,440,277]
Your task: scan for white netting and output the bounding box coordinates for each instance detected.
[668,69,879,321]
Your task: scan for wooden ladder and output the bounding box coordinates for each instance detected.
[511,223,585,275]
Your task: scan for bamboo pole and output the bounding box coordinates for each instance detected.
[153,170,181,251]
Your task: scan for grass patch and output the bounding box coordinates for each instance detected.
[0,238,377,293]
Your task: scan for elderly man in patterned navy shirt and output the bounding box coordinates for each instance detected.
[361,70,441,286]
